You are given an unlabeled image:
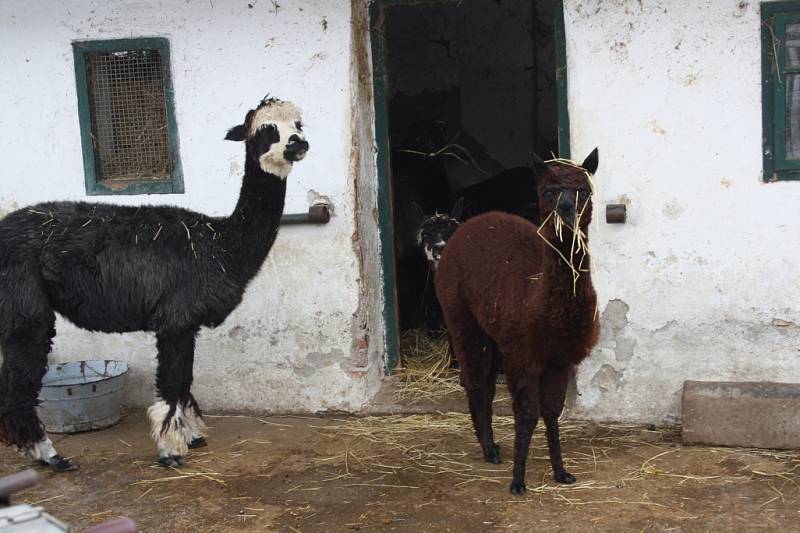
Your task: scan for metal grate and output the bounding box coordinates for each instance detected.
[85,49,172,182]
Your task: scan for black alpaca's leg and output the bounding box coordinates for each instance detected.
[540,364,576,484]
[446,332,459,369]
[506,367,541,495]
[0,320,76,471]
[452,326,499,464]
[172,334,207,450]
[185,392,208,449]
[150,329,204,467]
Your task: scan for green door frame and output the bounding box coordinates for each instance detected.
[554,0,572,160]
[368,0,571,374]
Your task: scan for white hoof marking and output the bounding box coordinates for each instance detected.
[182,404,208,442]
[20,437,58,462]
[148,400,189,458]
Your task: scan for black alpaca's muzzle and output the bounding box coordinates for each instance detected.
[425,243,446,270]
[284,135,309,162]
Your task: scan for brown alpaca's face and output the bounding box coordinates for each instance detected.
[536,148,598,240]
[538,167,593,231]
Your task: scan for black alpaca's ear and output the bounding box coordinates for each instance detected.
[581,148,599,175]
[531,152,549,176]
[410,202,425,226]
[451,197,465,221]
[225,125,248,141]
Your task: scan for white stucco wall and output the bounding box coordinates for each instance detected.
[5,0,796,425]
[0,0,383,412]
[565,0,800,423]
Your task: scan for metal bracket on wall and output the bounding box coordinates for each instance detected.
[280,204,331,225]
[606,204,627,224]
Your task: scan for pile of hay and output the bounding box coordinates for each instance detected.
[394,328,513,405]
[394,329,462,404]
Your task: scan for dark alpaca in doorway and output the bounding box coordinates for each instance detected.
[411,198,464,271]
[456,165,541,225]
[412,163,542,272]
[402,163,542,330]
[435,149,599,494]
[0,95,309,470]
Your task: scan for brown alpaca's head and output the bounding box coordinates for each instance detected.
[534,148,598,240]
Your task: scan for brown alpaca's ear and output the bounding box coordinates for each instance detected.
[582,148,599,175]
[531,152,549,176]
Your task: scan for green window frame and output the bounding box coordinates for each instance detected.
[762,2,800,182]
[72,37,184,195]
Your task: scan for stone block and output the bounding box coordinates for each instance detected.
[682,381,800,449]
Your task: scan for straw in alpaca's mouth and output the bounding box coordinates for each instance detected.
[536,190,591,297]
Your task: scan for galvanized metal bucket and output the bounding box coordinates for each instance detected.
[37,360,128,434]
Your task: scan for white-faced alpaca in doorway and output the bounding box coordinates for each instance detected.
[435,149,599,494]
[411,198,464,270]
[0,96,308,470]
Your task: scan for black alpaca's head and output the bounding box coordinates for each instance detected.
[225,96,309,179]
[412,198,464,270]
[534,148,598,239]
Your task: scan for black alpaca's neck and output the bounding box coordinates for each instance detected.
[222,156,288,281]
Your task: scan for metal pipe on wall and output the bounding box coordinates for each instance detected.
[280,204,331,225]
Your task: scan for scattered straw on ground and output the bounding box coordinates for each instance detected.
[10,412,800,529]
[310,413,800,508]
[313,414,662,493]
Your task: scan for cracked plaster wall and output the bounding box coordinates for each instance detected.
[0,0,384,413]
[565,0,800,423]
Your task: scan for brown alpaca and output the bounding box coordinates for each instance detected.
[435,149,600,494]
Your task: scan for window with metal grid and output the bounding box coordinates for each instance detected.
[73,38,184,195]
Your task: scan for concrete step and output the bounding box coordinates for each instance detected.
[682,380,800,449]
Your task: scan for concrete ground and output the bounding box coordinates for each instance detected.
[1,404,799,532]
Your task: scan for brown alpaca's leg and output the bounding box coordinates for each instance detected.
[540,364,576,484]
[452,326,500,463]
[506,367,540,495]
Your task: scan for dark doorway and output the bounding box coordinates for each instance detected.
[371,0,568,370]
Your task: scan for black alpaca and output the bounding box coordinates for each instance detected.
[457,166,541,224]
[409,167,541,272]
[0,96,309,470]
